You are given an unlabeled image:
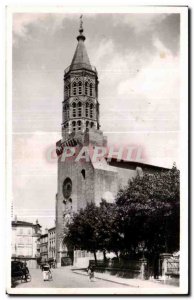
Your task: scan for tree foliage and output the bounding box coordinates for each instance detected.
[64,201,122,261]
[115,164,180,257]
[64,203,99,259]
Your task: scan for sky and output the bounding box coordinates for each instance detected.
[12,12,180,230]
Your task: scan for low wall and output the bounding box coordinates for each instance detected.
[89,259,145,279]
[73,250,103,268]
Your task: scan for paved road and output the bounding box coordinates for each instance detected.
[16,267,128,288]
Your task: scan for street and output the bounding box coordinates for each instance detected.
[16,267,128,288]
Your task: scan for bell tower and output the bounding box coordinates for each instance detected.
[55,17,117,267]
[61,16,100,147]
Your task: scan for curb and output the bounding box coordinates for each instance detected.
[72,270,139,288]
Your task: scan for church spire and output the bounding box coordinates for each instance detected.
[70,15,91,71]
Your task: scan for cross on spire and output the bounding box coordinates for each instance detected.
[80,14,83,31]
[77,14,85,41]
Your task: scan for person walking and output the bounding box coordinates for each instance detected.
[87,264,95,282]
[42,264,50,281]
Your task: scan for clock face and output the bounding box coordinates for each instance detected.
[63,178,72,199]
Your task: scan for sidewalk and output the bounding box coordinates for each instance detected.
[72,269,176,288]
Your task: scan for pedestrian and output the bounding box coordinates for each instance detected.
[87,264,95,282]
[42,264,52,281]
[48,268,53,280]
[54,259,56,268]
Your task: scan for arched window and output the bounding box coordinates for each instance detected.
[72,102,76,118]
[89,83,93,96]
[63,104,67,120]
[85,102,89,117]
[72,121,76,132]
[67,104,69,119]
[90,122,94,128]
[78,102,82,117]
[90,103,94,118]
[78,81,82,95]
[72,82,77,96]
[63,122,68,130]
[65,86,68,98]
[86,121,89,132]
[65,83,70,98]
[85,81,88,95]
[77,120,82,131]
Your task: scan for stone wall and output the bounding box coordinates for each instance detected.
[56,155,96,265]
[94,168,118,206]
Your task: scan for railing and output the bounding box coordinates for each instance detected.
[64,63,97,75]
[166,259,179,275]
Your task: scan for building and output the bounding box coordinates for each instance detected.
[37,227,56,265]
[39,232,48,263]
[36,236,41,264]
[55,19,169,267]
[11,217,41,268]
[48,227,56,262]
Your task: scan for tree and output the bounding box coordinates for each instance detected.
[65,200,122,262]
[115,164,180,258]
[95,200,122,260]
[64,202,101,262]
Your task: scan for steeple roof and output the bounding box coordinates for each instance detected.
[70,16,92,72]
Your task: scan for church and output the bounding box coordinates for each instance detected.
[55,18,168,267]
